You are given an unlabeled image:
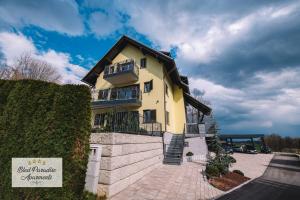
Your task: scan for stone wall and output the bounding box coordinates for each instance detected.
[90,133,163,197]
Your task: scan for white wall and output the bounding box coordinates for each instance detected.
[90,133,163,198]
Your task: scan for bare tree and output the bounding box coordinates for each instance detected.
[0,64,11,80]
[1,53,61,83]
[187,88,211,123]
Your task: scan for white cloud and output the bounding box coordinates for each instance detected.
[0,0,84,35]
[189,67,300,131]
[110,0,300,65]
[0,32,87,83]
[228,120,273,129]
[88,11,123,37]
[0,32,35,65]
[270,3,299,18]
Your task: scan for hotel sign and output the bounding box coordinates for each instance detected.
[12,158,62,187]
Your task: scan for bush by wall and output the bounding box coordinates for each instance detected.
[0,79,91,200]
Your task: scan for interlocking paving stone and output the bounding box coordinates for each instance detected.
[110,161,223,200]
[110,153,274,200]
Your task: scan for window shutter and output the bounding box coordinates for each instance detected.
[151,110,156,122]
[150,80,153,90]
[140,58,147,68]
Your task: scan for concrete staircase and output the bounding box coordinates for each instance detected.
[163,134,184,165]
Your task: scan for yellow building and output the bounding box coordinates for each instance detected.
[82,35,211,135]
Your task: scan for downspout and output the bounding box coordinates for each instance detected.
[163,74,167,132]
[162,73,167,160]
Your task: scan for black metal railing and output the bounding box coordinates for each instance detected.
[103,58,138,77]
[181,126,186,163]
[92,111,162,136]
[185,123,199,134]
[91,86,142,102]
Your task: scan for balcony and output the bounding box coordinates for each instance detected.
[103,59,138,84]
[91,85,142,108]
[92,111,162,136]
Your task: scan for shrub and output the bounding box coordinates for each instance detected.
[82,191,107,200]
[207,154,230,176]
[186,152,194,156]
[228,156,236,163]
[0,80,91,200]
[215,161,228,175]
[206,164,220,178]
[233,170,244,176]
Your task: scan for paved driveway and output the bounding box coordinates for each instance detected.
[109,153,274,200]
[230,153,274,179]
[217,153,300,200]
[110,161,223,200]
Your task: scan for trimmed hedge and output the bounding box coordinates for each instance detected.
[0,80,91,200]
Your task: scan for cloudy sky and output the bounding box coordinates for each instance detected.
[0,0,299,136]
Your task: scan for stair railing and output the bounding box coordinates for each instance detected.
[162,132,165,159]
[181,126,186,163]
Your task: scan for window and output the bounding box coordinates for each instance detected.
[165,83,168,96]
[98,89,108,100]
[143,110,156,123]
[131,86,139,99]
[166,111,170,125]
[94,113,105,126]
[104,66,109,75]
[140,58,147,68]
[144,80,153,93]
[110,88,117,100]
[109,66,114,74]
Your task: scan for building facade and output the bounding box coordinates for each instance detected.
[82,36,211,135]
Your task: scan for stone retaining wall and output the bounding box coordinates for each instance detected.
[90,133,163,197]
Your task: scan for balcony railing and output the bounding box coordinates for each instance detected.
[103,59,139,84]
[185,123,206,138]
[92,111,162,136]
[91,86,142,108]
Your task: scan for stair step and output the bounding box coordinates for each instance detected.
[164,158,181,161]
[166,151,182,154]
[166,154,181,157]
[163,160,181,163]
[163,134,185,166]
[165,156,181,158]
[163,162,180,165]
[163,159,181,164]
[164,159,181,163]
[166,149,182,151]
[165,153,182,156]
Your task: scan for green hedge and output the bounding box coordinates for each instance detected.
[0,79,91,200]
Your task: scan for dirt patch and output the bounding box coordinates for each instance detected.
[209,172,250,191]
